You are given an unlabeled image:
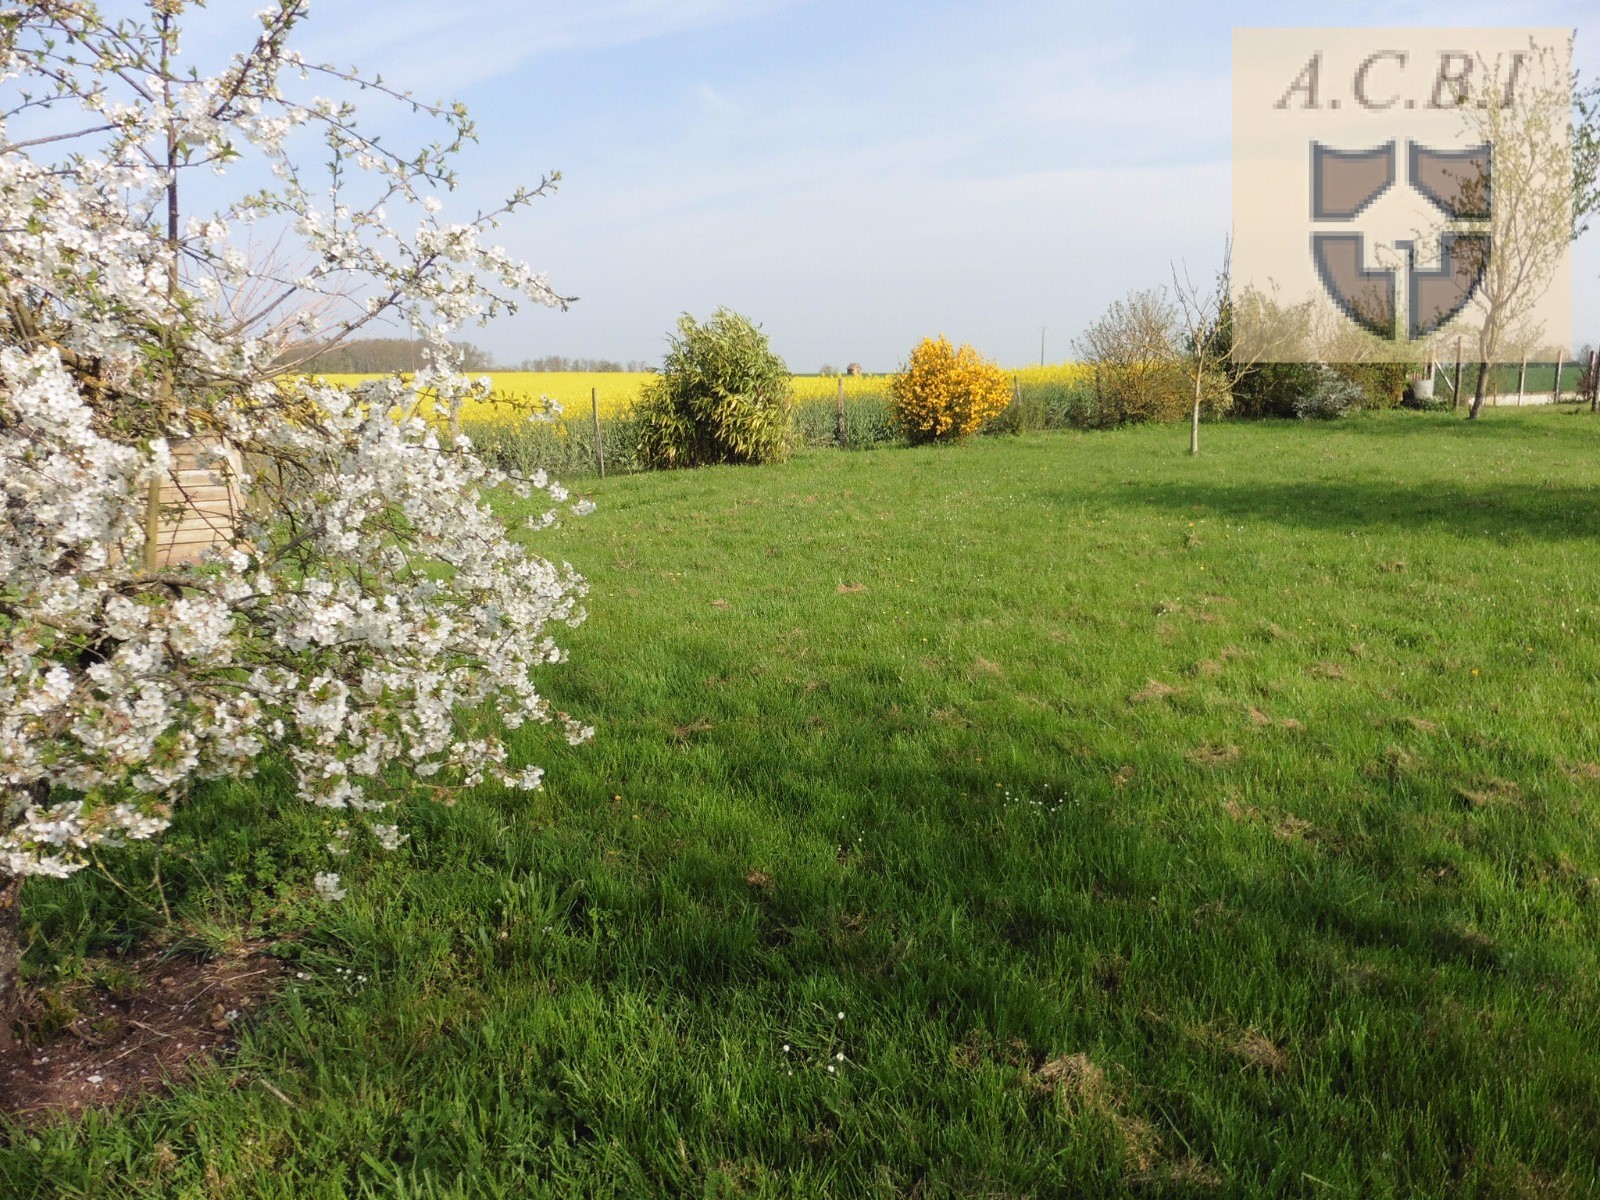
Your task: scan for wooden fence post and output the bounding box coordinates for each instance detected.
[591,387,605,478]
[143,468,162,573]
[1553,358,1563,402]
[1517,356,1527,406]
[835,377,847,450]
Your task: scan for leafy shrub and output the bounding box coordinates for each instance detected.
[793,393,898,449]
[1088,361,1194,426]
[1036,376,1101,428]
[1230,362,1320,419]
[889,336,1011,443]
[1294,365,1365,419]
[634,309,793,468]
[983,378,1041,435]
[1073,289,1192,427]
[467,412,642,478]
[1334,361,1410,410]
[1233,361,1413,419]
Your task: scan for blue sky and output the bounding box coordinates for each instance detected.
[233,2,1600,368]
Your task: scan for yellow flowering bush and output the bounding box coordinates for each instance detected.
[888,336,1011,443]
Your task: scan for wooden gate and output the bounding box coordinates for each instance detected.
[151,437,245,567]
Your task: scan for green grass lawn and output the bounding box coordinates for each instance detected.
[10,409,1600,1197]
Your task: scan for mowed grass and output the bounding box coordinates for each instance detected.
[10,410,1600,1197]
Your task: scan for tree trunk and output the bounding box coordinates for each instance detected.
[0,873,23,1053]
[1190,378,1202,456]
[1468,361,1490,419]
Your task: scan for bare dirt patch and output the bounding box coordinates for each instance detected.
[1230,1030,1289,1073]
[1221,798,1262,823]
[1035,1052,1108,1105]
[1248,707,1303,731]
[1272,813,1315,841]
[1457,778,1524,811]
[1186,743,1240,767]
[1129,679,1183,705]
[1,943,284,1122]
[1031,1052,1215,1185]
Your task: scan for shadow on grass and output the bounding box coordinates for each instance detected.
[1057,479,1600,541]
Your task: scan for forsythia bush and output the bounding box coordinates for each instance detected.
[889,337,1011,443]
[634,309,793,468]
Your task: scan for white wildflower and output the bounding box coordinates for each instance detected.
[371,824,408,851]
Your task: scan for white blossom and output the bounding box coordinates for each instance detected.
[371,824,408,851]
[0,5,587,888]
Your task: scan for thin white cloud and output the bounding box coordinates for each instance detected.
[158,0,1599,363]
[298,0,807,95]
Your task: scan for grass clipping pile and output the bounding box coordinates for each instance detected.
[0,945,283,1121]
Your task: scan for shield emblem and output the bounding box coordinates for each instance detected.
[1407,232,1489,338]
[1311,142,1396,220]
[1309,140,1491,341]
[1410,142,1492,218]
[1312,234,1396,337]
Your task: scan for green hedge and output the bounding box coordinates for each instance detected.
[465,413,642,480]
[468,361,1593,482]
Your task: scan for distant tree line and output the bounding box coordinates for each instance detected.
[285,340,651,374]
[287,338,498,373]
[510,355,653,373]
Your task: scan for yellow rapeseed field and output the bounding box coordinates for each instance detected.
[312,364,1094,427]
[788,374,893,402]
[315,372,652,422]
